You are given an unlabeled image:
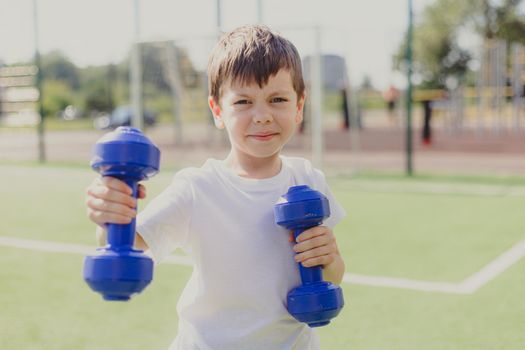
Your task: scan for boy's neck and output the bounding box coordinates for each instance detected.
[223,151,282,179]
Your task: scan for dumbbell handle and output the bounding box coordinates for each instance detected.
[106,177,138,251]
[293,227,323,285]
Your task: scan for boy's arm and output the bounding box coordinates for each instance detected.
[322,247,345,285]
[95,225,149,251]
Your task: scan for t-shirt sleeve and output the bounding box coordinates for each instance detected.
[136,173,193,263]
[312,168,346,229]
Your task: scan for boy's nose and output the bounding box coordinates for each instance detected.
[252,107,273,124]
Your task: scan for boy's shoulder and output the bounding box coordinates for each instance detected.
[281,156,326,185]
[282,156,319,175]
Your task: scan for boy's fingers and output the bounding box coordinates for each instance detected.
[301,254,335,268]
[296,226,330,242]
[294,245,332,262]
[293,235,332,253]
[101,176,133,195]
[86,197,137,218]
[87,208,133,226]
[137,183,147,199]
[87,183,136,208]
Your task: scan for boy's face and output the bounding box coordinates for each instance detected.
[209,69,305,163]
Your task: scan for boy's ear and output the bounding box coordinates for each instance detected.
[295,93,306,124]
[208,96,225,129]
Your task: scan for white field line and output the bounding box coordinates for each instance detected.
[457,240,525,294]
[0,236,194,266]
[342,274,464,294]
[336,181,525,197]
[1,236,524,295]
[344,241,525,294]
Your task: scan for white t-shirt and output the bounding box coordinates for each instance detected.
[137,156,346,350]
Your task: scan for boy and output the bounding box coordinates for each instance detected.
[85,25,346,349]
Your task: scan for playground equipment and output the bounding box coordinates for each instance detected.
[447,39,525,134]
[83,127,160,301]
[274,185,344,327]
[403,40,525,137]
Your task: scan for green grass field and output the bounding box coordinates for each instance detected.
[1,164,525,350]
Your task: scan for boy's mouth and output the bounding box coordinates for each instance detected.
[248,132,279,141]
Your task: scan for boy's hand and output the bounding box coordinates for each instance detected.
[291,226,340,268]
[85,176,146,228]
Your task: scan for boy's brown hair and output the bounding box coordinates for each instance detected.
[207,25,305,103]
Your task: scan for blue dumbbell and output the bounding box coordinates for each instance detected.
[274,185,344,327]
[83,126,160,301]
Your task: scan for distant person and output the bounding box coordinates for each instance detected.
[341,87,363,130]
[85,25,346,350]
[382,84,400,126]
[422,99,433,146]
[341,87,350,130]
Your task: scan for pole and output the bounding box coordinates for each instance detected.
[131,0,143,129]
[257,0,263,24]
[216,0,222,33]
[164,42,183,145]
[33,0,45,163]
[311,26,323,170]
[405,0,414,176]
[343,30,360,175]
[512,43,524,131]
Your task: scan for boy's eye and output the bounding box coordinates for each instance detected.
[234,99,249,105]
[271,97,287,103]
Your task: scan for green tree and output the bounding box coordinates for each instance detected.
[41,50,79,89]
[472,0,525,43]
[394,0,525,88]
[42,80,74,117]
[138,42,200,91]
[395,0,473,88]
[79,65,114,112]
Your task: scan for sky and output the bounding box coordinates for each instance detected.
[0,0,436,90]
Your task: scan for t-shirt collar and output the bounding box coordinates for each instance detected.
[208,157,291,192]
